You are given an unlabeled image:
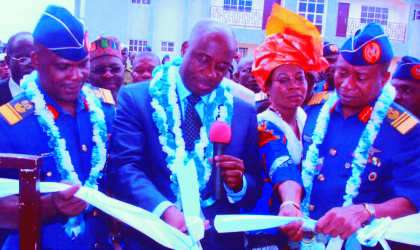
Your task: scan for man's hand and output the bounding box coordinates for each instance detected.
[161,206,187,232]
[161,206,210,234]
[51,181,88,217]
[278,204,304,241]
[315,205,370,240]
[211,155,244,192]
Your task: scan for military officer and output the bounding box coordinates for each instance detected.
[391,55,420,118]
[301,23,420,249]
[314,41,340,93]
[0,5,114,250]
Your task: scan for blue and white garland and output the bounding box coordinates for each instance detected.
[149,57,234,207]
[297,84,395,249]
[21,71,108,238]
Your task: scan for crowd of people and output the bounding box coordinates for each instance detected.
[0,3,419,250]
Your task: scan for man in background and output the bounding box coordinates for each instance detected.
[89,37,125,101]
[0,53,10,80]
[131,51,160,83]
[0,32,34,106]
[392,55,420,118]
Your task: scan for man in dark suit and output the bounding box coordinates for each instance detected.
[108,19,262,250]
[0,32,34,106]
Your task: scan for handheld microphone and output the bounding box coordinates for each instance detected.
[209,121,232,200]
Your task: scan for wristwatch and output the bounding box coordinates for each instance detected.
[362,203,376,226]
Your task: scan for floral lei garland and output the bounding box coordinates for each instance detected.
[149,57,234,207]
[295,84,395,249]
[21,71,108,238]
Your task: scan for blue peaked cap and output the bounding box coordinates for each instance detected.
[33,5,88,62]
[393,56,420,83]
[323,41,340,56]
[340,23,394,66]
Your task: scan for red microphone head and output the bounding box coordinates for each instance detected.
[209,121,232,144]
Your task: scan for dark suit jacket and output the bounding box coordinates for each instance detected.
[0,78,12,106]
[108,81,262,250]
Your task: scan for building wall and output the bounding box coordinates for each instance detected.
[83,0,129,43]
[128,3,151,45]
[152,0,186,60]
[237,43,259,58]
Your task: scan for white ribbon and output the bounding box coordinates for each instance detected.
[214,214,420,249]
[176,159,205,249]
[0,178,197,250]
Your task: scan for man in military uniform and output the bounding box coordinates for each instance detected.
[89,37,125,101]
[391,56,420,118]
[0,5,114,250]
[314,41,340,93]
[301,23,420,249]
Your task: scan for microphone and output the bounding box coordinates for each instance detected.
[209,121,232,200]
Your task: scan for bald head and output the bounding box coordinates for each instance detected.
[179,19,237,96]
[188,19,237,52]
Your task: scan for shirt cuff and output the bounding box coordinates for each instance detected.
[223,175,247,203]
[152,201,174,218]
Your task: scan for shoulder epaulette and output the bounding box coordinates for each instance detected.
[88,86,115,105]
[308,91,333,106]
[385,103,419,135]
[0,93,35,126]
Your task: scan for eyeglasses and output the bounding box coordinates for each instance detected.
[10,56,32,65]
[91,67,123,74]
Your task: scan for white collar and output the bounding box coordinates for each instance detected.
[8,77,23,98]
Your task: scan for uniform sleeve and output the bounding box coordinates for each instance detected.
[385,129,420,210]
[259,120,304,189]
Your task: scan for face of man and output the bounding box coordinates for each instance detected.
[121,47,128,65]
[33,49,90,103]
[322,54,339,87]
[6,34,34,84]
[0,61,10,80]
[131,56,160,83]
[89,55,124,98]
[179,31,235,96]
[334,55,389,112]
[392,78,420,118]
[237,58,260,93]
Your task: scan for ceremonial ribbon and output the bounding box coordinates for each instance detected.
[0,178,201,250]
[214,214,420,250]
[176,159,205,249]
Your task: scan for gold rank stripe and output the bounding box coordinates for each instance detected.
[309,92,323,105]
[0,103,23,125]
[100,88,115,105]
[391,112,410,128]
[396,116,419,135]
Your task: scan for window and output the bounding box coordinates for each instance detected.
[415,10,420,21]
[161,42,174,52]
[129,40,148,52]
[131,0,150,4]
[298,0,325,34]
[223,0,252,12]
[237,47,248,58]
[361,6,389,25]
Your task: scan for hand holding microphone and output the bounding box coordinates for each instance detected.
[209,121,245,200]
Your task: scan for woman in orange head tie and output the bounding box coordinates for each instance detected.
[246,4,328,249]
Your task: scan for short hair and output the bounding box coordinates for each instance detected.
[132,51,160,66]
[6,32,32,55]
